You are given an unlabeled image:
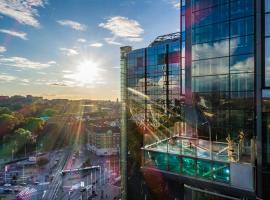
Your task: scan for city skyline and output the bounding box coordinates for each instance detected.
[0,0,179,100]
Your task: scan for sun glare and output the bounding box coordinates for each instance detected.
[64,60,103,86]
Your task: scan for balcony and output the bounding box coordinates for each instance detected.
[141,135,255,191]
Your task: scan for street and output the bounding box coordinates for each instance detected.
[0,145,120,200]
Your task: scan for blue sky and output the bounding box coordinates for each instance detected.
[0,0,179,100]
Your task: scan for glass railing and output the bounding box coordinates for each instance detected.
[143,149,230,184]
[141,135,248,185]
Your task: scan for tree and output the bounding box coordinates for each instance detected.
[24,117,45,134]
[40,108,57,117]
[14,128,32,154]
[0,114,18,136]
[0,107,11,115]
[14,128,32,143]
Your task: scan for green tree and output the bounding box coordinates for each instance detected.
[14,128,32,154]
[24,117,45,134]
[0,107,11,115]
[40,108,57,117]
[0,114,18,136]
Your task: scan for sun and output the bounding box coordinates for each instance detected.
[64,60,103,85]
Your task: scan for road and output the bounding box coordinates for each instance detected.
[0,145,120,200]
[42,148,72,200]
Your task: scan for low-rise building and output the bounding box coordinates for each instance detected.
[87,126,120,156]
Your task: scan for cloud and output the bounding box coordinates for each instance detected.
[166,0,180,9]
[0,46,6,53]
[62,70,72,73]
[99,16,144,44]
[59,48,79,56]
[193,40,230,60]
[0,56,55,69]
[0,74,16,82]
[57,20,87,31]
[89,43,103,47]
[37,71,47,75]
[0,29,27,40]
[48,60,57,65]
[104,37,122,45]
[48,80,76,87]
[77,38,86,43]
[21,78,30,83]
[0,0,47,27]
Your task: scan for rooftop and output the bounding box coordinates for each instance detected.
[149,32,180,47]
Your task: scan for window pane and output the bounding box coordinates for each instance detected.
[230,0,254,19]
[193,58,229,76]
[193,4,229,27]
[193,22,229,44]
[197,160,212,180]
[182,157,195,176]
[230,35,254,55]
[230,55,254,73]
[266,38,270,86]
[193,40,229,60]
[212,162,230,183]
[231,73,254,91]
[266,0,270,13]
[168,154,180,173]
[266,13,270,37]
[230,17,254,37]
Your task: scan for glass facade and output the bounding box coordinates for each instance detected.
[125,0,256,191]
[191,0,255,164]
[263,1,270,199]
[122,0,270,198]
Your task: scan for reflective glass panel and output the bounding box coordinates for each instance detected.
[230,35,254,56]
[182,157,196,176]
[197,159,212,180]
[266,38,270,86]
[230,0,254,19]
[266,13,270,37]
[168,154,181,173]
[230,17,254,37]
[266,0,270,13]
[212,162,230,183]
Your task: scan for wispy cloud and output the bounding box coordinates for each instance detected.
[0,0,47,27]
[104,37,122,46]
[62,70,73,73]
[21,78,30,83]
[0,56,55,69]
[0,46,6,53]
[48,80,76,87]
[0,74,16,82]
[0,29,28,40]
[59,48,79,56]
[167,0,180,9]
[57,20,87,31]
[77,38,86,43]
[89,43,103,47]
[99,16,144,44]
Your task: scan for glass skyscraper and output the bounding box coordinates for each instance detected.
[121,0,270,199]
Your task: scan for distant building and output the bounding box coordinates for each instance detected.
[87,126,120,156]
